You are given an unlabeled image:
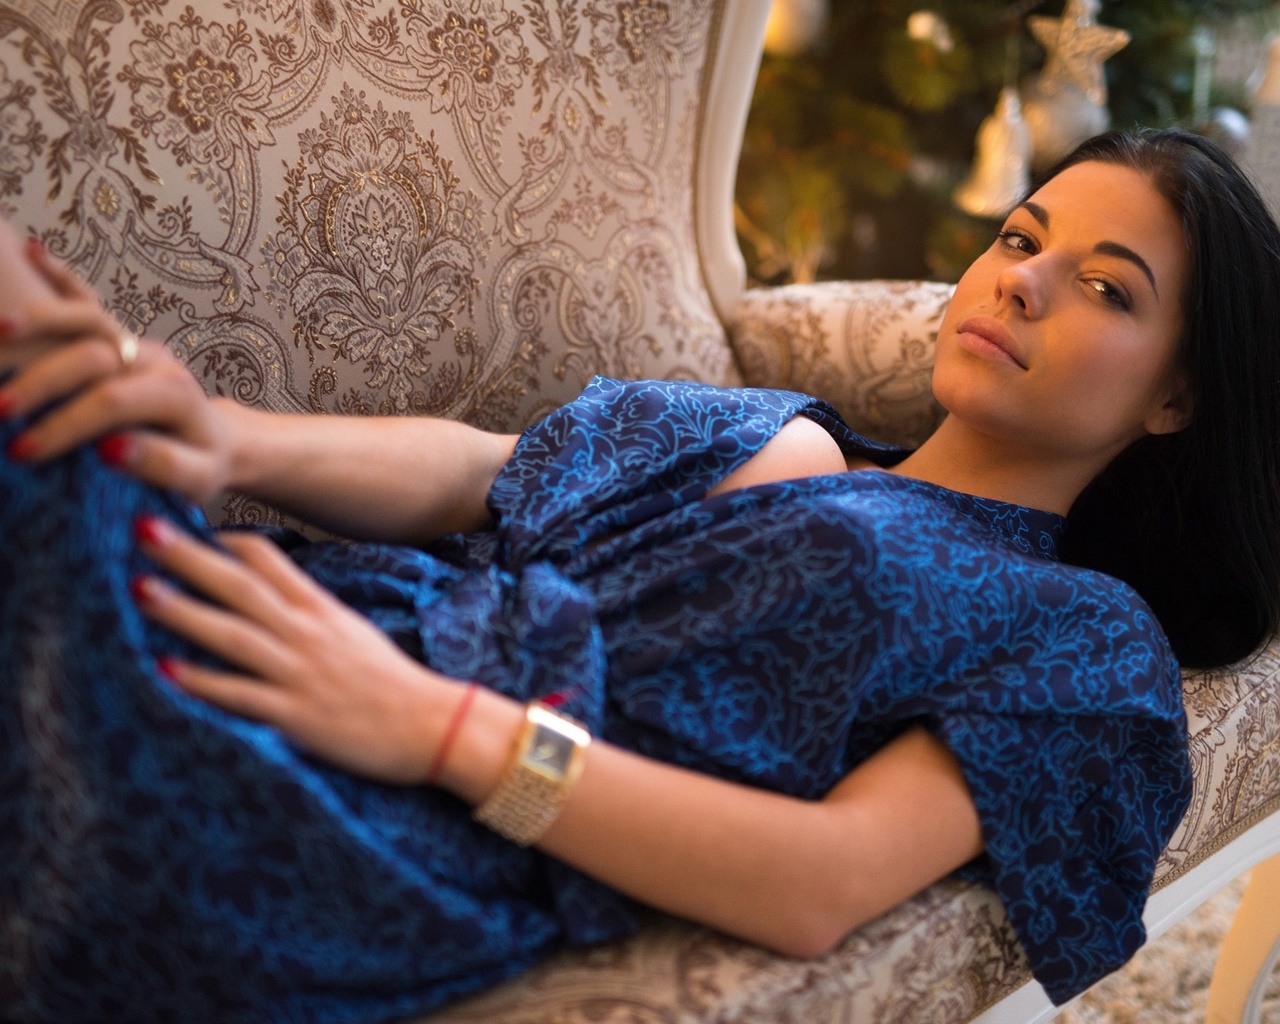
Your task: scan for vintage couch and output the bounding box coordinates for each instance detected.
[0,0,1277,1020]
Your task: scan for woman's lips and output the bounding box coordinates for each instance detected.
[955,316,1028,369]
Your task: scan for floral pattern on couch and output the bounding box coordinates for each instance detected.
[0,0,738,520]
[729,279,952,447]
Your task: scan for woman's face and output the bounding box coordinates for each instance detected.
[932,160,1191,469]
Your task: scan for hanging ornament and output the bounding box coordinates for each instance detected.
[1021,76,1108,170]
[1021,0,1129,170]
[906,10,954,54]
[953,87,1032,218]
[763,0,830,57]
[1027,0,1128,105]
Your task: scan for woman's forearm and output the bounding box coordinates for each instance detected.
[441,691,985,957]
[137,521,984,958]
[218,399,519,543]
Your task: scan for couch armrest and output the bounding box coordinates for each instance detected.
[727,280,954,448]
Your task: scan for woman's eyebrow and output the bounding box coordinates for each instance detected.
[1093,241,1159,298]
[1019,200,1050,228]
[1015,200,1159,298]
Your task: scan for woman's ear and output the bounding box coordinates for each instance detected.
[1145,376,1194,436]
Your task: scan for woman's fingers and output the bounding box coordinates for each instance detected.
[136,572,298,685]
[135,519,452,785]
[24,236,100,303]
[215,531,330,610]
[0,334,152,424]
[2,298,118,346]
[158,657,296,727]
[0,328,234,503]
[1,238,117,345]
[136,519,302,649]
[5,345,201,454]
[100,431,224,506]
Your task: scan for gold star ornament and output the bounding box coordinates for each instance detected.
[1028,0,1130,106]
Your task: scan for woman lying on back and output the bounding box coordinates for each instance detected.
[0,128,1277,1023]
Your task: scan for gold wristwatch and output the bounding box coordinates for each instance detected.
[473,702,591,846]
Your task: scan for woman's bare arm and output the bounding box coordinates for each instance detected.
[451,691,984,956]
[2,358,516,543]
[219,401,517,542]
[213,402,853,543]
[706,414,850,498]
[137,525,985,958]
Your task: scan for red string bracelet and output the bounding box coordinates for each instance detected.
[426,683,479,787]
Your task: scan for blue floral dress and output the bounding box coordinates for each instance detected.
[0,377,1191,1023]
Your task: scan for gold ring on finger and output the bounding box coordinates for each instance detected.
[116,330,140,372]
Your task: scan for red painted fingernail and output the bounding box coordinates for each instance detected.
[130,574,156,606]
[133,515,169,546]
[0,393,13,418]
[156,656,182,682]
[97,434,135,468]
[6,433,36,460]
[0,318,17,338]
[25,236,44,259]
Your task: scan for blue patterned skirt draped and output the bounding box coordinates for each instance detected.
[0,436,631,1023]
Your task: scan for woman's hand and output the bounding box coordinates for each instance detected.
[134,517,454,784]
[0,241,234,504]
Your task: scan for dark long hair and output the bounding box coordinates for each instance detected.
[1050,129,1280,668]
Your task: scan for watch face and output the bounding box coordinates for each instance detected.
[526,723,575,781]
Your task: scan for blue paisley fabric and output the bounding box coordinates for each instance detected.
[0,377,1191,1022]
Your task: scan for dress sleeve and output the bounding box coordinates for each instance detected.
[486,377,836,561]
[929,665,1191,1004]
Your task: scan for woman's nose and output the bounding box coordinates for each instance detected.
[994,261,1045,318]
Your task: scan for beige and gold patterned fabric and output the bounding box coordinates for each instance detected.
[729,279,953,447]
[1165,649,1280,886]
[0,0,740,524]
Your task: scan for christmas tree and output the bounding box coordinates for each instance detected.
[734,0,1279,285]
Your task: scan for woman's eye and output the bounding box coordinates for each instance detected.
[1086,278,1131,310]
[995,229,1037,255]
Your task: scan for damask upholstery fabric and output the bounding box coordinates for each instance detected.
[0,0,740,524]
[1163,654,1280,886]
[729,280,954,448]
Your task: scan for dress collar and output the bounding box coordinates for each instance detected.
[816,416,1066,560]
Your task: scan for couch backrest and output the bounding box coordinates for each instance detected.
[0,1,769,491]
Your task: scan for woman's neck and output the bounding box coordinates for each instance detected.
[886,416,1112,516]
